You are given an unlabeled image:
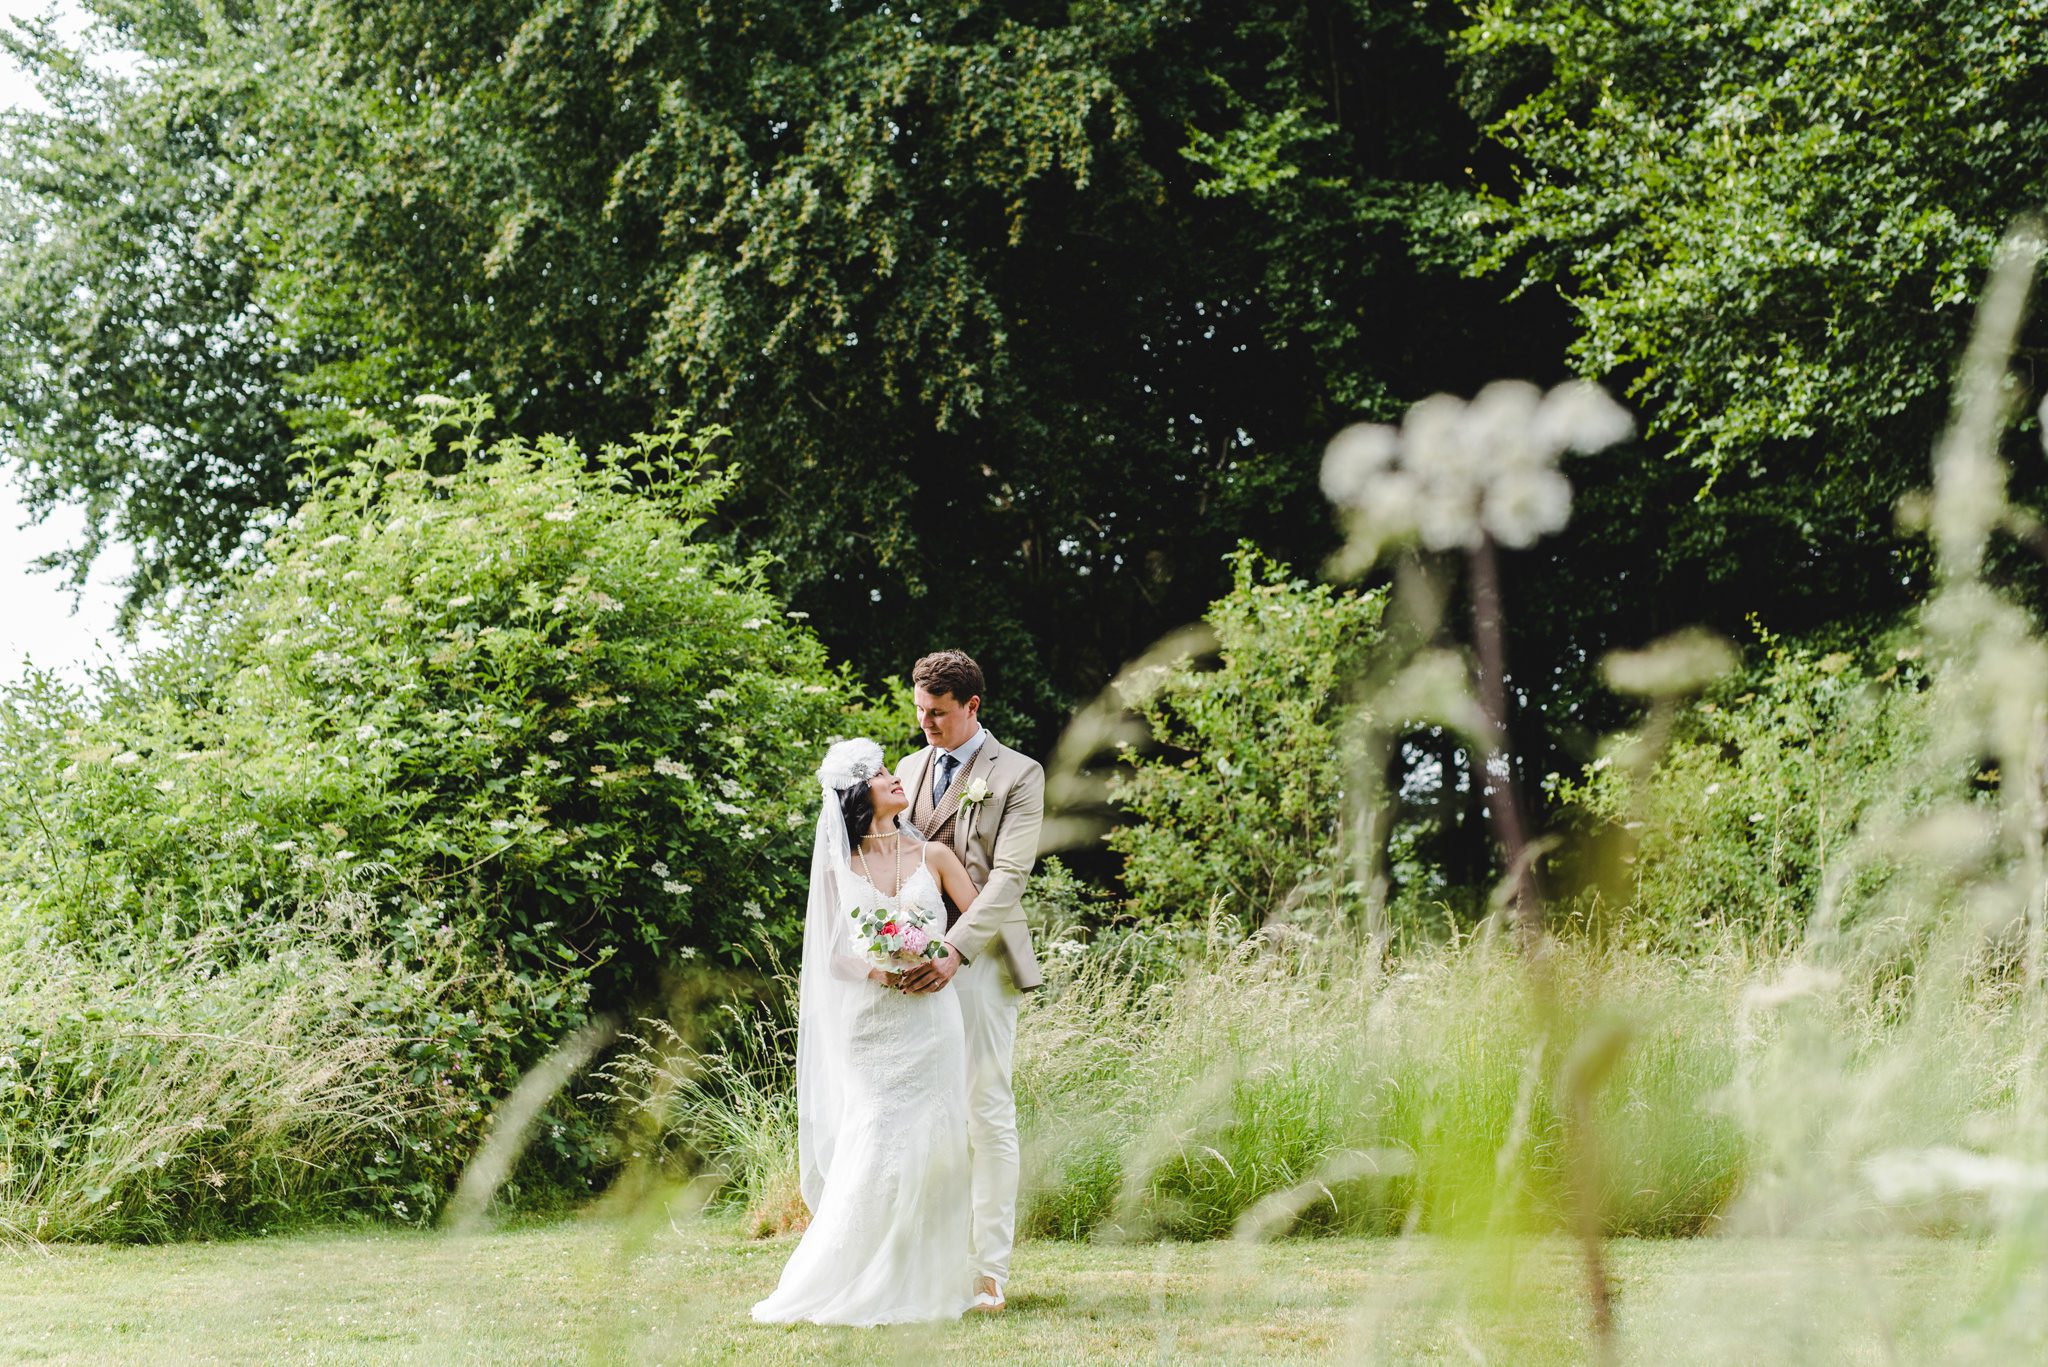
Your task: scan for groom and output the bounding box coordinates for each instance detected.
[894,649,1043,1313]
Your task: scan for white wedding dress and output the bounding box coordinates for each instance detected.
[751,851,975,1326]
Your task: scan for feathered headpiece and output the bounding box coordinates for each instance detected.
[816,737,884,794]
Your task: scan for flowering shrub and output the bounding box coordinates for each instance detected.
[1107,548,1388,927]
[0,400,870,1225]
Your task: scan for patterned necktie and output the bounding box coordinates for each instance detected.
[933,752,960,805]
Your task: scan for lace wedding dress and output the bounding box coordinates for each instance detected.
[752,845,975,1327]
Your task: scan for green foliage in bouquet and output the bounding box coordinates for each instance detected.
[1107,548,1388,927]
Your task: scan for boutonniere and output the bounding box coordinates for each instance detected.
[957,777,992,810]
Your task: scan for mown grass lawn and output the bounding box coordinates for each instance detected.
[0,1215,1995,1364]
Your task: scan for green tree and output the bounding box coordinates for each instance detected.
[1109,547,1388,924]
[0,2,1560,740]
[1460,0,2048,648]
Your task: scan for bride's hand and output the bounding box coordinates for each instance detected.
[868,966,903,990]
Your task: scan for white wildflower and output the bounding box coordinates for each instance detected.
[1866,1146,2048,1208]
[548,730,569,744]
[111,750,142,767]
[1534,379,1635,453]
[591,591,623,612]
[447,594,474,608]
[1480,468,1574,549]
[355,723,378,742]
[717,776,743,799]
[1401,393,1488,489]
[1358,467,1422,532]
[651,861,671,879]
[1602,628,1739,697]
[316,533,349,549]
[678,946,700,960]
[1319,423,1401,506]
[1413,479,1485,552]
[654,757,691,779]
[1464,379,1548,470]
[543,758,562,771]
[743,900,766,920]
[543,505,577,522]
[663,879,693,896]
[713,800,745,818]
[742,618,767,630]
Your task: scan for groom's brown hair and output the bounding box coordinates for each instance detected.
[912,650,985,703]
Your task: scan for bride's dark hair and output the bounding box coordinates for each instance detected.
[838,780,876,849]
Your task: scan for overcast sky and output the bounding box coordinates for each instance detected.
[0,0,152,687]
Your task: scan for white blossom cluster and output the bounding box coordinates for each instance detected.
[1319,380,1634,551]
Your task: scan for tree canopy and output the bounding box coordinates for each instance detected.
[1462,0,2048,645]
[1,1,1559,744]
[7,0,2048,755]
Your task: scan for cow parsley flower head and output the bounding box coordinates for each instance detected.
[1466,380,1546,470]
[1535,380,1636,454]
[1480,468,1574,549]
[1319,378,1632,557]
[1319,423,1400,505]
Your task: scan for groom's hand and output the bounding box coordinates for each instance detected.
[899,945,961,995]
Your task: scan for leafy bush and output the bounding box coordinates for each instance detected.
[1555,630,1938,949]
[2,401,858,977]
[1108,548,1388,926]
[0,400,874,1228]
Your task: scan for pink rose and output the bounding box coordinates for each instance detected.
[901,926,929,954]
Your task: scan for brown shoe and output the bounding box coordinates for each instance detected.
[969,1274,1006,1313]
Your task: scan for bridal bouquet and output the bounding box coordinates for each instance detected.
[850,902,948,971]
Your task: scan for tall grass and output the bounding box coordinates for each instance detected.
[0,891,489,1242]
[604,924,1755,1243]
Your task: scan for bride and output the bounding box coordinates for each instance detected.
[751,737,985,1326]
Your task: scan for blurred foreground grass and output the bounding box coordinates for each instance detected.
[0,1215,1994,1364]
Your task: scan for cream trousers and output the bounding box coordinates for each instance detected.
[955,951,1023,1287]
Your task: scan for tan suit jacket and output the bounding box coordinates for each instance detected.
[900,731,1044,991]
